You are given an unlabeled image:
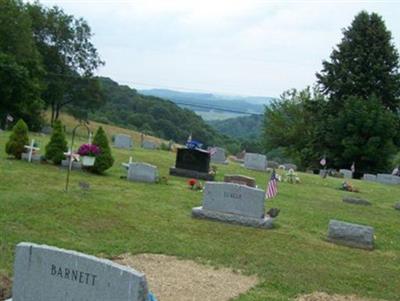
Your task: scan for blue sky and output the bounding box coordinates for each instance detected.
[39,0,400,97]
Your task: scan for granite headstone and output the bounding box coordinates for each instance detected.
[192,182,274,228]
[169,148,214,180]
[244,153,267,171]
[376,174,400,185]
[224,174,256,188]
[339,169,353,179]
[209,147,227,164]
[7,242,152,301]
[327,220,374,250]
[128,163,159,183]
[114,134,133,149]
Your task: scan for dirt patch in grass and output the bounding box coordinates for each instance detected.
[114,253,258,301]
[0,275,11,301]
[296,292,386,301]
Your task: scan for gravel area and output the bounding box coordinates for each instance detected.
[115,253,258,301]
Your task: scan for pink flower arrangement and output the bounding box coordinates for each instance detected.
[77,144,101,157]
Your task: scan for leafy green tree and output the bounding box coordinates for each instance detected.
[0,0,44,129]
[316,11,400,111]
[323,95,397,174]
[263,87,322,168]
[5,119,29,159]
[90,126,114,174]
[26,3,104,124]
[45,120,68,164]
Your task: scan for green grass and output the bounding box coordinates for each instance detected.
[0,129,400,301]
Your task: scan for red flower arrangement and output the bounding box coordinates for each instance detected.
[188,178,197,189]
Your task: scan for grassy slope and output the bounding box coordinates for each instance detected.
[0,126,399,301]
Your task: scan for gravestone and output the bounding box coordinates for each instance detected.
[394,202,400,210]
[61,159,82,170]
[41,126,53,135]
[209,147,228,164]
[114,134,133,149]
[224,174,256,188]
[169,148,214,180]
[376,173,400,185]
[192,182,275,228]
[363,174,377,182]
[7,242,154,301]
[283,163,297,171]
[142,140,158,150]
[122,156,133,170]
[267,161,279,169]
[21,153,41,163]
[128,163,159,183]
[342,196,371,206]
[244,153,267,171]
[327,220,374,250]
[21,139,41,163]
[339,169,353,179]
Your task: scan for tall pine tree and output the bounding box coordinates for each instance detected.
[90,126,114,174]
[315,11,400,173]
[45,120,68,164]
[317,11,400,111]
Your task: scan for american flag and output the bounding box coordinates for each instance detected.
[266,169,278,199]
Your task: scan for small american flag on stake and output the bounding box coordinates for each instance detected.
[266,169,278,199]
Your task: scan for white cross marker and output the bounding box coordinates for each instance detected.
[24,139,40,162]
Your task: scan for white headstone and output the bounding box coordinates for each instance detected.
[210,147,227,164]
[363,174,377,182]
[376,173,400,185]
[142,140,158,150]
[8,242,151,301]
[244,153,267,171]
[192,182,274,228]
[339,169,353,179]
[128,162,159,183]
[114,134,133,149]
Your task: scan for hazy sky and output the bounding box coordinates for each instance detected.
[38,0,400,97]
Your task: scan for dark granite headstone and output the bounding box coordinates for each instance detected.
[175,148,210,173]
[170,148,214,180]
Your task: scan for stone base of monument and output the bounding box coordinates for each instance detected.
[169,167,215,181]
[327,219,374,250]
[61,159,82,170]
[21,153,42,162]
[192,207,274,229]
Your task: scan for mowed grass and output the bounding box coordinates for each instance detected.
[0,128,400,301]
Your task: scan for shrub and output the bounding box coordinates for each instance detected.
[90,126,114,174]
[5,119,29,159]
[45,120,68,164]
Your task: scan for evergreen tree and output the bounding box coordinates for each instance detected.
[90,126,114,174]
[316,11,400,111]
[45,120,68,164]
[5,119,29,159]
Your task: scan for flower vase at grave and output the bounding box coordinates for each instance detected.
[77,143,100,167]
[81,155,96,166]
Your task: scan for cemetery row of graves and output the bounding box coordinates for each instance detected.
[0,119,400,301]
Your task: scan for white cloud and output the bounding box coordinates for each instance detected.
[37,0,400,96]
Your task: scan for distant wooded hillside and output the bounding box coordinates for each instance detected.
[90,77,238,149]
[208,114,264,140]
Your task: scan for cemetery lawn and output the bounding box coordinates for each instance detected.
[1,129,400,301]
